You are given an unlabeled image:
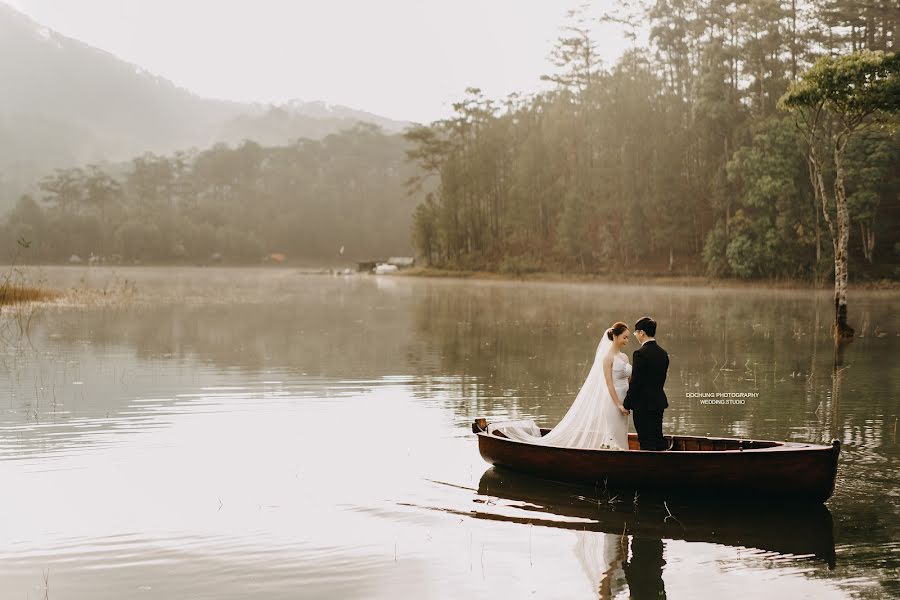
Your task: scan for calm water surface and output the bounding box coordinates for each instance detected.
[0,267,897,599]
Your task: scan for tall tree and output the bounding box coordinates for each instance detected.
[780,50,900,338]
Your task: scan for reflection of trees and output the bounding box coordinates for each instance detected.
[411,281,609,423]
[0,273,895,591]
[33,280,433,378]
[413,283,899,450]
[7,274,897,456]
[0,276,437,453]
[830,342,846,443]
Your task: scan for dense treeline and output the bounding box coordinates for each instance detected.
[405,0,899,280]
[2,124,418,263]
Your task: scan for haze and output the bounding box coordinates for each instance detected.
[6,0,632,123]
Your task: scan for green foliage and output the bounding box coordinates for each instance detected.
[404,8,898,280]
[780,50,900,121]
[710,117,820,278]
[702,223,730,278]
[847,132,899,212]
[779,49,900,288]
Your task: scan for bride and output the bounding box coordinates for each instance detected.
[490,322,632,450]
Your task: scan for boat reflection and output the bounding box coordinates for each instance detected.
[475,467,836,571]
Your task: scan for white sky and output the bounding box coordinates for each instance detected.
[7,0,632,123]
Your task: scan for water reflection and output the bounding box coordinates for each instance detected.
[622,537,666,600]
[473,468,836,569]
[574,530,630,599]
[0,267,895,598]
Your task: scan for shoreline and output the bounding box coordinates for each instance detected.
[4,263,898,293]
[395,266,900,291]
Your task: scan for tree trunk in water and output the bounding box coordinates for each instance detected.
[832,217,851,339]
[833,140,854,340]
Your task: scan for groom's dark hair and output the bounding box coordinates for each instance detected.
[634,316,657,337]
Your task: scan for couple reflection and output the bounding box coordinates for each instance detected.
[575,530,666,600]
[474,467,836,599]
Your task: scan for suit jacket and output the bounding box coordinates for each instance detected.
[623,340,669,411]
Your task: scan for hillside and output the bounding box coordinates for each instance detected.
[0,2,410,209]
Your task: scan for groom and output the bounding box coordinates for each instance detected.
[623,316,670,451]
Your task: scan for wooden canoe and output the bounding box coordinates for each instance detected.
[472,419,841,503]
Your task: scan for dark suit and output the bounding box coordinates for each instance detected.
[623,339,669,450]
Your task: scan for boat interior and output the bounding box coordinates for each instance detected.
[558,430,783,451]
[628,434,782,451]
[474,420,784,451]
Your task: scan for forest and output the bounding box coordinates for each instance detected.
[406,0,899,280]
[1,1,898,280]
[2,124,419,263]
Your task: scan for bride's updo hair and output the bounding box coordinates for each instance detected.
[607,322,629,340]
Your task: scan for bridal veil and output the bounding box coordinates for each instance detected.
[489,335,624,449]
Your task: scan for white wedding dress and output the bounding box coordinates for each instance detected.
[490,335,631,450]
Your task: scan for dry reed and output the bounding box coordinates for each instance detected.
[0,284,60,306]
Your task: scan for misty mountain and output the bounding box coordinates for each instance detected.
[0,3,242,160]
[219,101,410,148]
[0,2,410,208]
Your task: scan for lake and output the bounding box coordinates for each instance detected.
[0,266,897,599]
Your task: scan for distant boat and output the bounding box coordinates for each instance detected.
[356,257,414,273]
[374,263,399,274]
[472,419,840,503]
[387,256,415,268]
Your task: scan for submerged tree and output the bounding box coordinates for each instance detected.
[780,50,900,339]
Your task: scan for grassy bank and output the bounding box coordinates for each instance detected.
[398,266,900,291]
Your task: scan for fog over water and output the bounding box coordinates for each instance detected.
[0,267,896,598]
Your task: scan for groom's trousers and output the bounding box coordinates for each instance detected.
[633,410,667,451]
